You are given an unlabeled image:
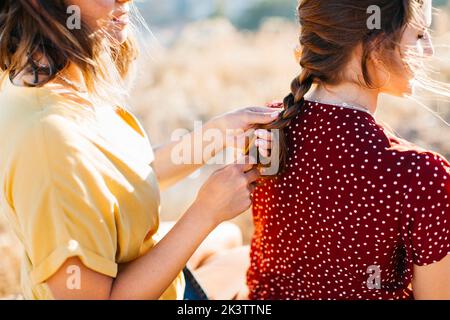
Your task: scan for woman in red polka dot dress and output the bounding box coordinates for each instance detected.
[248,0,450,300]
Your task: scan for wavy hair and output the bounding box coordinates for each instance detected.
[0,0,140,103]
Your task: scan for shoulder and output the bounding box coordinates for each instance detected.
[374,122,448,174]
[0,89,97,183]
[1,77,95,145]
[11,104,89,145]
[401,151,450,266]
[408,151,450,189]
[0,74,94,121]
[402,150,450,219]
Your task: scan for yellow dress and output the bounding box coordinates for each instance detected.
[0,72,185,300]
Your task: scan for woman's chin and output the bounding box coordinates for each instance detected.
[383,80,414,97]
[110,28,129,45]
[116,31,129,44]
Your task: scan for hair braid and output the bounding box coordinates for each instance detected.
[261,69,314,174]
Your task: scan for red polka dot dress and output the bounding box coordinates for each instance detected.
[248,100,450,300]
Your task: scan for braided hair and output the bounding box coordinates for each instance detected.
[260,0,425,176]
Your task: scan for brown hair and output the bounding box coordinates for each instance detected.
[0,0,138,100]
[262,0,427,175]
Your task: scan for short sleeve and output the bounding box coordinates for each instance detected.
[7,114,118,285]
[403,151,450,266]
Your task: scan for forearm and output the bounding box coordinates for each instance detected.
[152,119,224,189]
[110,202,217,300]
[151,106,280,189]
[412,256,450,300]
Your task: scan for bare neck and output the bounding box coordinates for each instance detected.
[304,82,380,115]
[11,55,87,93]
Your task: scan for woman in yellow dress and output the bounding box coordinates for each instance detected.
[0,0,279,299]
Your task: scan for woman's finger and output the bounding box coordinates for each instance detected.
[245,168,260,184]
[255,139,271,150]
[245,106,284,113]
[255,139,272,158]
[245,109,283,125]
[259,148,270,158]
[266,101,284,108]
[234,156,256,173]
[255,129,274,141]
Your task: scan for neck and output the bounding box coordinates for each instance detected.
[57,62,88,93]
[10,54,88,93]
[305,81,380,115]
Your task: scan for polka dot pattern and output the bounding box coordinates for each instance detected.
[247,101,450,300]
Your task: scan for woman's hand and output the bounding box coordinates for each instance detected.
[209,106,283,157]
[47,158,259,300]
[153,104,283,190]
[193,157,260,226]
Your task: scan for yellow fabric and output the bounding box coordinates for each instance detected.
[0,75,185,300]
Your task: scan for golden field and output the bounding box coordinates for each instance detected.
[1,14,450,298]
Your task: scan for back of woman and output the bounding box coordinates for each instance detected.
[249,100,450,299]
[248,0,450,300]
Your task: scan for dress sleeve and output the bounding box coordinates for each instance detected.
[402,151,450,266]
[6,114,119,285]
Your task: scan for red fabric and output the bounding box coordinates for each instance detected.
[248,100,450,300]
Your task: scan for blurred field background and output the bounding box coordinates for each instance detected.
[1,0,450,298]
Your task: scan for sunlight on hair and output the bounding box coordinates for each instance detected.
[406,93,450,127]
[0,0,163,110]
[129,2,164,61]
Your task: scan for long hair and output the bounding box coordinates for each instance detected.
[0,0,140,104]
[262,0,437,176]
